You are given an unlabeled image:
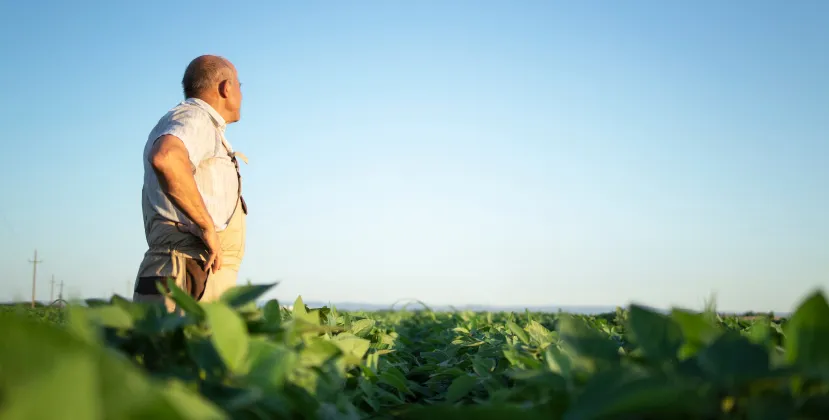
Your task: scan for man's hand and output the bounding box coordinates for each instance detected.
[200,226,223,273]
[150,134,222,272]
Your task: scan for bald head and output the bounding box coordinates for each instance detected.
[181,55,235,99]
[180,55,244,123]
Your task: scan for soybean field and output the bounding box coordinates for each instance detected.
[2,281,828,419]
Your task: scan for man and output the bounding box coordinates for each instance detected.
[133,55,247,310]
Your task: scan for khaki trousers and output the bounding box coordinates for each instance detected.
[133,197,246,311]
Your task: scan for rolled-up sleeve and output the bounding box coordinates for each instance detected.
[156,108,212,169]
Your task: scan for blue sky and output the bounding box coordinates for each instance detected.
[0,0,826,312]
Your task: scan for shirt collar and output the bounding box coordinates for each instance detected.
[185,98,226,132]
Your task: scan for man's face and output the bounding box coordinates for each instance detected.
[227,69,242,121]
[223,64,243,123]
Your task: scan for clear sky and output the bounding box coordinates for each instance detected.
[0,0,826,313]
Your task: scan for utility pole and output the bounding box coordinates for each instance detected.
[50,275,55,302]
[28,249,43,308]
[59,281,64,301]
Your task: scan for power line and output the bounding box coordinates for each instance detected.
[50,275,55,302]
[28,249,43,308]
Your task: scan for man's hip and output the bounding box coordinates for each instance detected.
[133,198,246,307]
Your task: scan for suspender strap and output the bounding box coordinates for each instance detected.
[196,101,248,215]
[204,109,246,201]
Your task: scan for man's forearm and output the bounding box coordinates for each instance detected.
[155,166,214,231]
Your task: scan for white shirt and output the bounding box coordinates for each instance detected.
[142,98,241,232]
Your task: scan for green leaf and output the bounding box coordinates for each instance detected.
[157,311,198,333]
[332,334,372,362]
[111,294,150,321]
[784,290,829,368]
[627,304,683,362]
[400,405,548,420]
[379,367,414,396]
[472,357,496,376]
[0,312,98,418]
[65,305,98,345]
[263,299,282,325]
[526,320,556,347]
[219,282,278,308]
[506,321,530,345]
[557,315,620,370]
[503,347,543,369]
[165,277,205,318]
[300,339,341,367]
[186,337,226,378]
[85,305,135,329]
[350,319,376,337]
[745,394,794,420]
[0,350,101,419]
[696,331,770,387]
[84,298,110,307]
[563,368,709,420]
[796,395,829,419]
[445,374,478,403]
[201,302,249,374]
[0,307,225,420]
[293,295,307,317]
[244,338,297,390]
[289,296,322,327]
[545,345,573,378]
[374,387,406,405]
[745,319,773,347]
[427,367,468,382]
[160,380,228,419]
[670,308,722,358]
[671,308,721,341]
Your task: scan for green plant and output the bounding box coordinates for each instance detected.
[1,281,827,419]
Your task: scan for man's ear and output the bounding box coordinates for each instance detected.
[218,79,230,98]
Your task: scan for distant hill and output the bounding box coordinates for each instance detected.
[276,299,620,314]
[273,299,790,317]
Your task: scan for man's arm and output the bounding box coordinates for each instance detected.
[149,134,223,272]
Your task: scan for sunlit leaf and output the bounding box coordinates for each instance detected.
[220,282,278,308]
[201,302,249,374]
[784,290,829,368]
[350,319,376,338]
[506,321,530,345]
[165,277,205,318]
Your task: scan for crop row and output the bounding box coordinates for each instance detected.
[1,280,827,419]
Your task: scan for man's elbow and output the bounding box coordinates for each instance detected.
[150,148,174,174]
[149,135,186,175]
